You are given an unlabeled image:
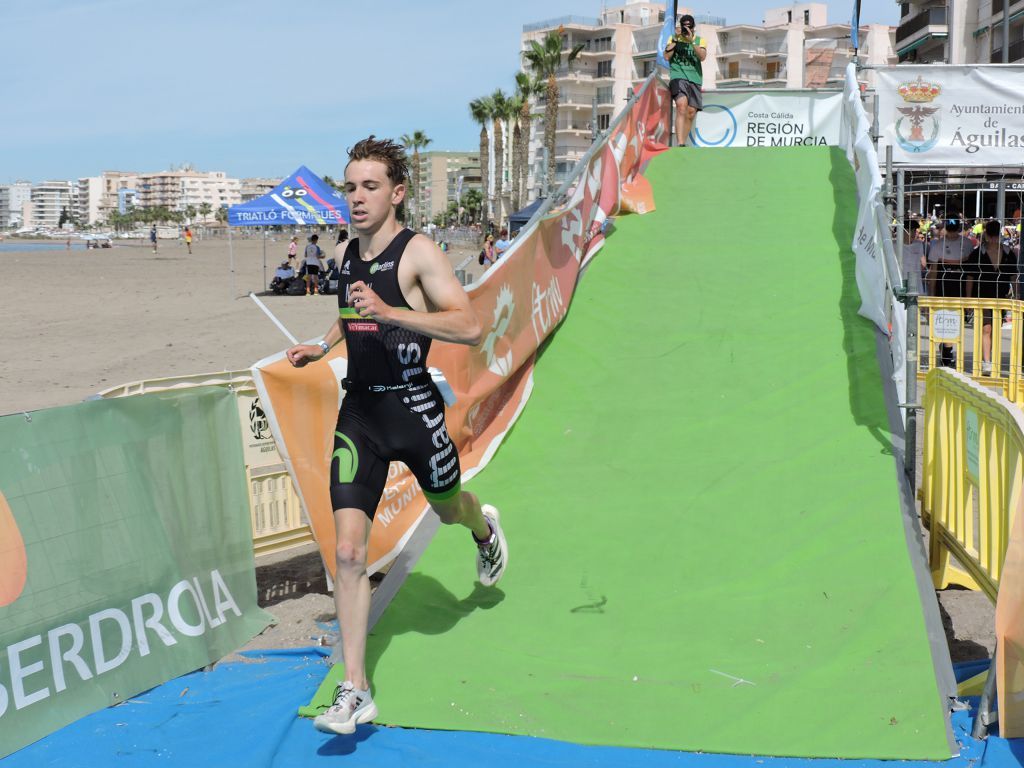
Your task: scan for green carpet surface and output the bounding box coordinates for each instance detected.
[309,147,951,759]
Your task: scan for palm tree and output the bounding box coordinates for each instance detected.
[198,202,213,223]
[523,29,585,194]
[515,72,543,207]
[462,188,483,224]
[507,92,524,212]
[489,89,510,226]
[400,130,432,228]
[469,96,493,222]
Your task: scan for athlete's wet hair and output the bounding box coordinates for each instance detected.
[346,136,409,186]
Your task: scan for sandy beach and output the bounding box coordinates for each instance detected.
[0,234,484,415]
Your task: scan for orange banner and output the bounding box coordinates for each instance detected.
[253,76,670,578]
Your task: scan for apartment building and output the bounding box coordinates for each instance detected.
[522,2,895,197]
[135,169,241,212]
[241,178,280,203]
[0,182,32,229]
[31,181,74,230]
[74,171,139,226]
[896,0,1024,64]
[411,151,481,224]
[522,3,674,196]
[634,4,894,92]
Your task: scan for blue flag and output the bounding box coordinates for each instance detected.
[656,0,678,69]
[850,0,861,49]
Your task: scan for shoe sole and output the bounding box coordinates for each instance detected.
[479,504,509,587]
[313,703,378,735]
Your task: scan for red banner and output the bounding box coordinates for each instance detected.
[253,77,670,577]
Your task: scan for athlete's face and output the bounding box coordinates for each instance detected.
[344,159,406,232]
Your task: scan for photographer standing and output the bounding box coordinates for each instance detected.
[664,14,707,147]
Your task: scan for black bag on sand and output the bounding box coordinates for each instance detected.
[286,277,307,296]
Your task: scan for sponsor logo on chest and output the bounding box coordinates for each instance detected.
[369,260,395,274]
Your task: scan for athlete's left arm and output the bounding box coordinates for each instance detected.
[358,237,482,346]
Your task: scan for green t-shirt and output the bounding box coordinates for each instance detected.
[669,35,705,86]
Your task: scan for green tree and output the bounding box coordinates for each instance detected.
[462,188,483,224]
[469,96,493,222]
[215,206,228,224]
[523,29,585,194]
[198,202,213,223]
[184,204,197,225]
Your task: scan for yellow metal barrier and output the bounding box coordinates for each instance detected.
[917,297,1024,405]
[98,370,315,558]
[921,367,1024,601]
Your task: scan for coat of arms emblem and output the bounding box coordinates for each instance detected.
[895,75,942,153]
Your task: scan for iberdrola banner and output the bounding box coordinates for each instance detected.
[0,388,272,759]
[252,74,672,580]
[875,64,1024,165]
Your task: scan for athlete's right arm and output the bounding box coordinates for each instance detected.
[286,318,345,368]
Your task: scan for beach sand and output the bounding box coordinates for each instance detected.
[0,234,484,414]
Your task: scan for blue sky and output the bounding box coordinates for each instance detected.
[2,0,897,183]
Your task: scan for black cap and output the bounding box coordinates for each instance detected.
[679,14,696,27]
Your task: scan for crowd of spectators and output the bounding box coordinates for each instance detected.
[902,209,1023,372]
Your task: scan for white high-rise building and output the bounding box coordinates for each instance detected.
[31,181,74,230]
[76,176,103,227]
[0,182,32,229]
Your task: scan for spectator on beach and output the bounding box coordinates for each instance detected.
[304,234,324,296]
[494,229,511,259]
[927,214,973,366]
[664,14,707,147]
[184,226,193,254]
[149,225,157,254]
[288,235,299,271]
[478,234,495,267]
[965,220,1019,375]
[334,228,349,262]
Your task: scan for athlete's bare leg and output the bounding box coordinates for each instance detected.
[333,506,372,690]
[431,490,490,540]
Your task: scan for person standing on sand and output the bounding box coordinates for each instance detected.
[304,234,324,295]
[149,225,158,254]
[285,135,508,736]
[184,226,193,254]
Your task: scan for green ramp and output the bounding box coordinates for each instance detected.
[311,147,952,759]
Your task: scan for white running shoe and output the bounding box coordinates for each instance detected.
[313,681,377,735]
[476,505,509,587]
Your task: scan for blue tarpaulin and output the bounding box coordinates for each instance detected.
[4,650,1023,768]
[228,166,348,227]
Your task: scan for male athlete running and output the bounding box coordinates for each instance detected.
[286,136,509,735]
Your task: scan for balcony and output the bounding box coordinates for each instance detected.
[896,7,946,45]
[990,38,1024,62]
[556,120,593,135]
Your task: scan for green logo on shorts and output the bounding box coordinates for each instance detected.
[333,432,358,484]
